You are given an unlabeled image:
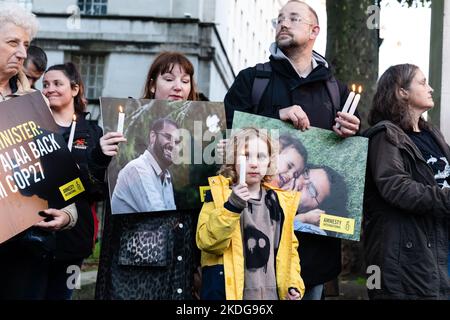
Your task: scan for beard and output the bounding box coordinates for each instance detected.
[276,27,299,50]
[276,30,309,55]
[276,34,295,50]
[152,137,173,168]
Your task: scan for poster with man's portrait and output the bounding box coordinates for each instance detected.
[233,111,368,241]
[101,98,226,215]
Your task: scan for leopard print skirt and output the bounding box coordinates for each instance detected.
[96,206,199,300]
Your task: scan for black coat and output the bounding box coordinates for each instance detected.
[56,113,111,260]
[224,56,351,287]
[363,121,450,299]
[224,55,350,129]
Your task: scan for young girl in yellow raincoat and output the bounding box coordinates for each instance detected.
[196,128,304,300]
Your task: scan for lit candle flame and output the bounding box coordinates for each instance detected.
[358,85,363,94]
[352,84,356,92]
[119,105,123,113]
[72,114,77,122]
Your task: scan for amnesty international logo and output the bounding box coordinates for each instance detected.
[319,213,355,235]
[60,178,85,201]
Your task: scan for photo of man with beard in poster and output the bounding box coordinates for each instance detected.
[111,118,180,214]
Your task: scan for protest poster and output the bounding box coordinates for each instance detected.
[101,98,226,215]
[0,92,85,243]
[233,111,368,241]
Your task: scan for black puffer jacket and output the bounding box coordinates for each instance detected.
[363,121,450,299]
[224,51,350,130]
[225,47,351,287]
[56,113,111,260]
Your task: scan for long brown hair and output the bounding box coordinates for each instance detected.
[45,62,87,115]
[142,52,198,101]
[218,128,278,184]
[369,64,429,131]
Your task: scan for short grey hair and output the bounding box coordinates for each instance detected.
[0,2,39,39]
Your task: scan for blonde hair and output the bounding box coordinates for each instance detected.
[218,127,278,184]
[0,2,39,39]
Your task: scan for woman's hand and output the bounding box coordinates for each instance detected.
[295,209,324,226]
[35,209,70,231]
[100,132,127,156]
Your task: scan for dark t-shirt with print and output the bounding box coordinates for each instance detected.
[408,129,450,189]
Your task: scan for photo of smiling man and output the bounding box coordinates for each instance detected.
[111,118,180,214]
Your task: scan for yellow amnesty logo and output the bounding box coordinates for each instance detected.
[59,178,85,201]
[319,213,355,235]
[199,186,211,202]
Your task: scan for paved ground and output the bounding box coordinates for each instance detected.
[327,275,369,300]
[72,271,97,300]
[72,271,369,300]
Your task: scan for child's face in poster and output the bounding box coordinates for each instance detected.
[273,146,305,190]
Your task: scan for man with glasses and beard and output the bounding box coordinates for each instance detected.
[223,0,360,299]
[111,118,180,214]
[293,166,349,236]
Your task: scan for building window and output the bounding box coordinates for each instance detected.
[69,53,106,121]
[70,53,105,100]
[78,0,108,15]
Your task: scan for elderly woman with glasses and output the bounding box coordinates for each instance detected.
[0,2,79,299]
[0,3,35,101]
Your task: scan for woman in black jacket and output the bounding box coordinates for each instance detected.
[364,64,450,299]
[42,62,125,299]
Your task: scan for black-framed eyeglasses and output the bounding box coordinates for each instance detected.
[155,132,181,145]
[301,168,320,206]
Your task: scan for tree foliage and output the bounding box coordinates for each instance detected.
[391,0,431,7]
[325,0,432,129]
[325,0,379,129]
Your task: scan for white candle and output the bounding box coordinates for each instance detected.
[117,105,125,135]
[239,155,246,185]
[336,85,356,129]
[348,86,363,115]
[341,90,356,114]
[67,114,76,151]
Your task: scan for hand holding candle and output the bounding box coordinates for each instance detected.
[117,105,125,135]
[67,114,76,151]
[239,155,247,185]
[341,84,357,114]
[336,84,362,129]
[348,85,363,115]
